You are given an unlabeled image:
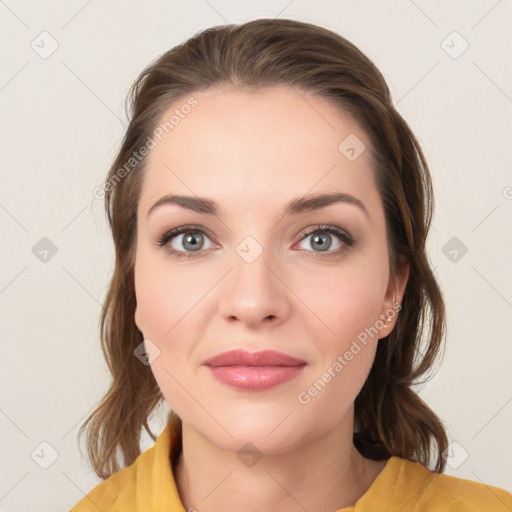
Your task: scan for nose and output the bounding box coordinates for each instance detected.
[218,244,291,330]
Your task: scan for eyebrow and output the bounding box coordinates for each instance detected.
[147,191,370,219]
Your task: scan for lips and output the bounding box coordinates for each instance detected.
[202,349,307,391]
[202,349,306,367]
[203,349,307,391]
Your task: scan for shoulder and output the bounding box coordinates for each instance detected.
[423,471,512,511]
[394,457,512,512]
[69,420,181,511]
[69,459,140,511]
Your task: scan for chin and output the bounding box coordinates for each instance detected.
[191,410,306,455]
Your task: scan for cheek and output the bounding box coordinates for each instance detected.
[133,252,216,399]
[292,253,387,402]
[134,254,206,417]
[295,271,384,419]
[301,258,387,348]
[331,274,384,341]
[134,249,212,339]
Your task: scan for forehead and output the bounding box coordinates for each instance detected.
[138,86,380,218]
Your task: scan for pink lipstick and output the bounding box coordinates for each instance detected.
[203,349,306,391]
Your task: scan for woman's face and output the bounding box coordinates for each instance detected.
[134,86,408,454]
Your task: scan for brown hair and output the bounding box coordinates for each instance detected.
[78,18,448,479]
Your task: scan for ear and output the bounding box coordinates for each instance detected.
[377,255,409,339]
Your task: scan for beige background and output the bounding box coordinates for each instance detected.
[1,0,511,510]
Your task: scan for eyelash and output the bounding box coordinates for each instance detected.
[155,224,356,259]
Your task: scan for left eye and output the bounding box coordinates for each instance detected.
[296,225,354,254]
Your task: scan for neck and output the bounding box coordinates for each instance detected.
[173,416,385,512]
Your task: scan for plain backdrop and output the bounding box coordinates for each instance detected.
[1,1,511,510]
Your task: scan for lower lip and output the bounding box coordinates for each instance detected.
[206,365,306,391]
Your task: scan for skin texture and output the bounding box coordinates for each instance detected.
[134,86,409,512]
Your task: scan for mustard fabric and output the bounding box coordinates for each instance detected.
[70,421,512,511]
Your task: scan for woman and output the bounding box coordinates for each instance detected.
[71,18,512,511]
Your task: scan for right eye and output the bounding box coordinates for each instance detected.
[156,225,216,258]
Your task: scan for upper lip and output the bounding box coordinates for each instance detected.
[203,349,306,367]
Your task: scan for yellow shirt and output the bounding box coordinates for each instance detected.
[70,421,512,511]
